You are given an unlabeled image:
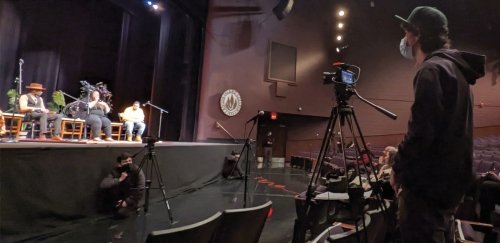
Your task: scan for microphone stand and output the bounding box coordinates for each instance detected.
[59,91,89,141]
[229,113,259,208]
[5,59,24,143]
[143,101,168,139]
[216,121,237,143]
[18,59,23,94]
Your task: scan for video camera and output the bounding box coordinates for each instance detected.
[323,62,358,86]
[142,136,159,146]
[322,62,361,104]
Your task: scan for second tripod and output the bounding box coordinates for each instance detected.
[138,138,174,223]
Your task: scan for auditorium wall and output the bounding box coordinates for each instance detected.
[196,0,500,147]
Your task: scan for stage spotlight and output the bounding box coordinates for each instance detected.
[336,45,349,53]
[338,10,345,17]
[336,35,342,41]
[338,22,344,29]
[273,0,295,20]
[144,0,161,11]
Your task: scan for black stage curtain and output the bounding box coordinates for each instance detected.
[0,143,238,239]
[0,0,205,141]
[0,0,124,104]
[148,0,205,142]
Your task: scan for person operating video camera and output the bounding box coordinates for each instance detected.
[100,152,145,218]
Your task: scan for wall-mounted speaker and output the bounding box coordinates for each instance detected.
[273,0,294,20]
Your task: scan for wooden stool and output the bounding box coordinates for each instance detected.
[61,118,85,140]
[98,122,122,140]
[2,113,25,139]
[110,122,123,140]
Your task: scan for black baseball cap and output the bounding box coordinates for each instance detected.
[395,6,448,35]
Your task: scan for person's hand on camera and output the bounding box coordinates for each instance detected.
[119,172,128,182]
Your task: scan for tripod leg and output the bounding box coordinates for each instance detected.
[151,154,174,223]
[229,141,248,178]
[337,113,352,185]
[343,117,365,190]
[361,213,368,243]
[144,180,151,212]
[243,141,253,208]
[349,109,389,214]
[138,155,152,213]
[311,106,339,185]
[293,106,340,243]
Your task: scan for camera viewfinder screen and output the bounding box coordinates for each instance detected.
[341,70,354,84]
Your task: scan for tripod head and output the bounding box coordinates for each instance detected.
[142,136,159,153]
[323,62,359,107]
[323,63,397,120]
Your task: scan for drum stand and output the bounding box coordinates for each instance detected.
[60,91,89,141]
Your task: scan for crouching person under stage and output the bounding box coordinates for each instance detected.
[100,152,145,219]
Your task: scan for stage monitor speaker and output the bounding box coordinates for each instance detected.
[273,0,294,20]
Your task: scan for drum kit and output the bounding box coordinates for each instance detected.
[62,80,113,119]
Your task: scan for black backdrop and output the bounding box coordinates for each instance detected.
[0,0,207,141]
[0,143,239,240]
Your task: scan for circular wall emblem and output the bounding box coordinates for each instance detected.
[220,89,242,117]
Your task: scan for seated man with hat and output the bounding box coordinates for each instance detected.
[19,82,63,140]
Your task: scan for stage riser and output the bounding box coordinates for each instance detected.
[0,143,241,236]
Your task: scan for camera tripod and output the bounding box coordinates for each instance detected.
[138,141,174,223]
[292,87,397,243]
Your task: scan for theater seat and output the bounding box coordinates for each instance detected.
[455,219,497,243]
[146,211,222,243]
[211,201,272,243]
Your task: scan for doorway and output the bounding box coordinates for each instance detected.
[257,116,287,168]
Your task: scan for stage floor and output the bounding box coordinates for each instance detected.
[0,139,233,148]
[1,167,310,243]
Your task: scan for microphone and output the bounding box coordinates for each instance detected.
[19,59,24,64]
[246,110,265,123]
[143,101,150,107]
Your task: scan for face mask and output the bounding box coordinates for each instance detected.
[120,163,132,173]
[399,37,414,60]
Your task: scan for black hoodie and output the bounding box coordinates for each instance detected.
[393,49,485,209]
